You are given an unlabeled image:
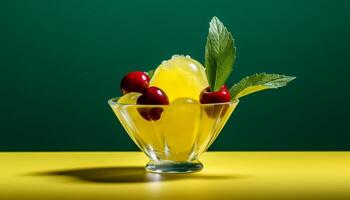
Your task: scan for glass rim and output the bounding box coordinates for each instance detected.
[108,97,239,107]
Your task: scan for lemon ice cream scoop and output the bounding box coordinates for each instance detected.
[150,55,208,101]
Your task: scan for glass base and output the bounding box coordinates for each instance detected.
[145,160,203,174]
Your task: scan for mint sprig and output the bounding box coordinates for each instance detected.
[229,73,296,99]
[204,16,295,99]
[146,69,155,79]
[205,16,236,92]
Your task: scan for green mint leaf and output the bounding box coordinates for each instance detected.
[229,73,296,99]
[205,16,236,91]
[146,69,155,79]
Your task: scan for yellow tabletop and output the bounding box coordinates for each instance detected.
[0,152,349,200]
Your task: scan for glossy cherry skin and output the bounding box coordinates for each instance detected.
[137,87,169,105]
[200,85,231,118]
[137,86,169,121]
[199,85,231,104]
[120,71,150,94]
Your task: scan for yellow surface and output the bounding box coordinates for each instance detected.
[0,152,349,200]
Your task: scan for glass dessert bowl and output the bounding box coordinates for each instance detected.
[108,97,238,173]
[107,17,295,174]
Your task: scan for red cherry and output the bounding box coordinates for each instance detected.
[200,85,231,118]
[137,87,169,121]
[137,107,164,121]
[200,85,231,104]
[137,87,169,105]
[120,71,150,94]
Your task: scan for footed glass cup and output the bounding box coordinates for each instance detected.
[108,98,238,173]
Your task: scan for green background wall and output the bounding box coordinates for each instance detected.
[1,0,349,151]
